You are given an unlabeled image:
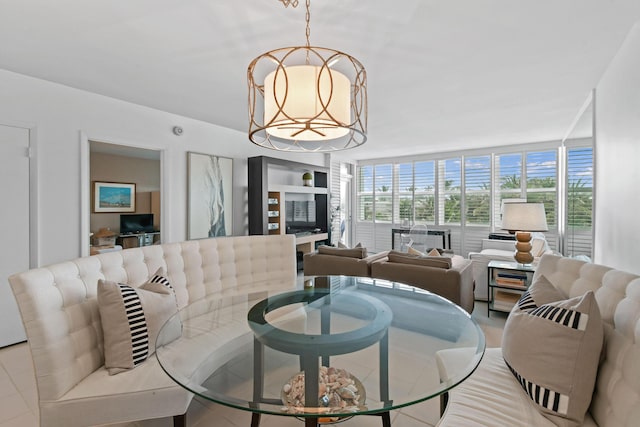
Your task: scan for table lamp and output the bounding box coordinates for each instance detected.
[501,202,548,264]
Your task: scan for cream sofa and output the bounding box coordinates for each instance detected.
[436,254,640,426]
[371,251,475,314]
[8,234,296,427]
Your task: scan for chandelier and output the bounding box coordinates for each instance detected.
[248,0,367,152]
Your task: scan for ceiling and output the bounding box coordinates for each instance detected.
[2,1,639,160]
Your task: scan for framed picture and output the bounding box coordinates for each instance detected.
[187,152,233,239]
[93,181,136,213]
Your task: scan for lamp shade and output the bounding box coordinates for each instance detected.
[248,46,367,152]
[501,202,548,232]
[264,64,351,141]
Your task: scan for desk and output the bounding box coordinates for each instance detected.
[156,276,484,427]
[391,228,451,250]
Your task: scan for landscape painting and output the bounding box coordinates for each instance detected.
[188,152,233,239]
[93,181,136,213]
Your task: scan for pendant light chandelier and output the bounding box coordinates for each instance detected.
[248,0,367,152]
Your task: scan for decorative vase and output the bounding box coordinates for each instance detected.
[302,172,313,187]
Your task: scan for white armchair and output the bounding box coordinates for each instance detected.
[468,235,550,301]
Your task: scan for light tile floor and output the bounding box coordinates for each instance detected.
[0,302,506,427]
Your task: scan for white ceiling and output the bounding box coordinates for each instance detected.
[2,1,639,160]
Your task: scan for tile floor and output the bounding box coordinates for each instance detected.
[0,302,507,427]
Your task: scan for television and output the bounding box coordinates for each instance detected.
[120,213,155,234]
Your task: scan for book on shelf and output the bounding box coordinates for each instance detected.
[492,289,522,311]
[495,277,526,287]
[496,271,528,279]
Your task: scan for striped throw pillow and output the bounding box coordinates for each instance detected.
[502,290,603,426]
[97,268,180,375]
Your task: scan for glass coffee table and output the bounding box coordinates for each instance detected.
[156,276,485,426]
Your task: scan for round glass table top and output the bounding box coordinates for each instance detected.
[156,275,485,420]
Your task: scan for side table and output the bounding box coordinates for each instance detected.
[487,260,536,316]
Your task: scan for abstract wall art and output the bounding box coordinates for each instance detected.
[187,152,233,239]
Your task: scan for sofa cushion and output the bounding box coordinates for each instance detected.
[387,250,452,269]
[98,268,181,375]
[502,290,603,426]
[317,245,367,259]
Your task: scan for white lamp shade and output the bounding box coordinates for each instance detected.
[264,65,350,141]
[501,202,548,232]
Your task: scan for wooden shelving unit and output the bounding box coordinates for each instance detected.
[267,191,281,235]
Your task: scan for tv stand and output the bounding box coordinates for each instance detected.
[117,231,160,249]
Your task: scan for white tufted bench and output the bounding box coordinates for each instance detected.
[436,254,640,427]
[9,234,297,427]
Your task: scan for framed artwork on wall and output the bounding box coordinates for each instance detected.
[187,152,233,239]
[93,181,136,213]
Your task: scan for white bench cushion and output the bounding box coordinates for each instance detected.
[437,348,598,427]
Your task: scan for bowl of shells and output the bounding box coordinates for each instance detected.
[281,366,366,423]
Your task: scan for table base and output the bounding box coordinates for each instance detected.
[250,411,391,427]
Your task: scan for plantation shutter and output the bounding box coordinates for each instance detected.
[464,155,491,226]
[566,147,593,257]
[526,151,557,227]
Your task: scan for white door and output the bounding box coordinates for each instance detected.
[0,125,30,347]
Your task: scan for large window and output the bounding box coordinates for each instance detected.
[356,143,593,256]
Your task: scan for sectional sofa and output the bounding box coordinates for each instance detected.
[304,246,475,313]
[437,254,640,426]
[9,234,297,427]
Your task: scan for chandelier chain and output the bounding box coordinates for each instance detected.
[305,0,311,48]
[278,0,298,7]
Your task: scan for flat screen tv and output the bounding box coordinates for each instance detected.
[120,213,155,234]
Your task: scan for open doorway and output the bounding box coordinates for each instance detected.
[88,140,162,255]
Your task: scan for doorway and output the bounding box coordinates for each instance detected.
[83,138,163,256]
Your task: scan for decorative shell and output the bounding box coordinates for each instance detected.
[281,366,366,418]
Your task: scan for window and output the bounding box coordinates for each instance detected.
[465,156,491,225]
[355,142,590,256]
[374,164,393,222]
[526,151,557,227]
[566,147,593,256]
[395,161,435,225]
[440,158,462,225]
[357,165,373,221]
[414,161,435,223]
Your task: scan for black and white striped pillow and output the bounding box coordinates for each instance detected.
[98,268,180,375]
[502,290,603,426]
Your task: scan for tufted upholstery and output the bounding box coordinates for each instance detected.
[437,254,640,426]
[9,234,296,427]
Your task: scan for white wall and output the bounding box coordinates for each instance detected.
[0,69,325,266]
[594,21,640,272]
